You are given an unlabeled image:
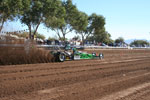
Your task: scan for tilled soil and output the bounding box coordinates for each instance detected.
[0,49,150,100]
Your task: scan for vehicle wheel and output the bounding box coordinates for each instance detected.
[99,53,104,59]
[58,53,65,62]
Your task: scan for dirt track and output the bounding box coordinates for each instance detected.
[0,49,150,100]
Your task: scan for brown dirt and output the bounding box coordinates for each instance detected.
[0,46,52,65]
[0,49,150,100]
[0,39,52,65]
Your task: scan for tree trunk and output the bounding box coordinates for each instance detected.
[0,19,5,33]
[28,25,32,39]
[60,27,65,42]
[55,29,61,40]
[63,33,66,42]
[82,34,85,46]
[33,20,41,40]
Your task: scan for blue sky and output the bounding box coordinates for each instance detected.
[2,0,150,40]
[73,0,150,40]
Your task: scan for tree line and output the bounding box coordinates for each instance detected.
[114,37,149,47]
[0,0,113,45]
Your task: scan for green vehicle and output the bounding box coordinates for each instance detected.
[51,46,104,62]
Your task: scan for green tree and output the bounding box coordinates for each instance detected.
[115,37,125,44]
[130,40,149,47]
[88,13,105,35]
[35,33,45,40]
[16,31,45,40]
[0,0,28,32]
[17,32,29,38]
[48,37,57,41]
[87,31,113,45]
[20,0,63,40]
[95,31,113,44]
[45,0,79,41]
[73,11,88,45]
[87,13,106,44]
[75,13,106,45]
[72,35,81,41]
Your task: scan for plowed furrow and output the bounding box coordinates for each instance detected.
[0,58,150,82]
[0,55,150,75]
[0,58,150,98]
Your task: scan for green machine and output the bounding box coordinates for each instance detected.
[50,46,104,62]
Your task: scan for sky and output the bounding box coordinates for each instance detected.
[2,0,150,40]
